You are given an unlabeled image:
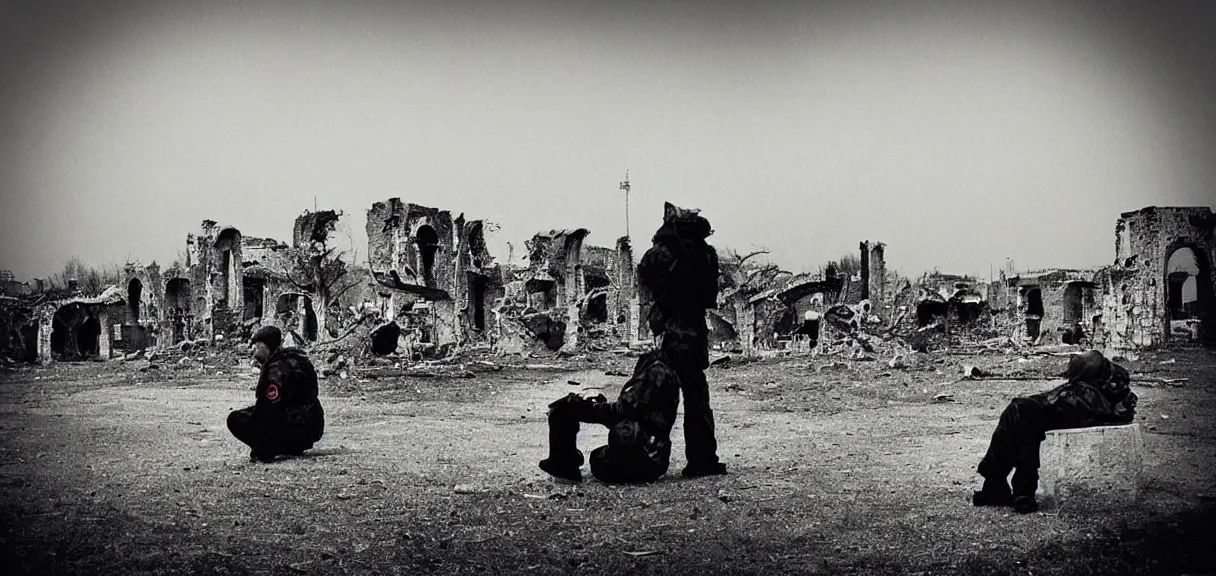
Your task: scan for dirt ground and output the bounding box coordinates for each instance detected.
[1,346,1214,575]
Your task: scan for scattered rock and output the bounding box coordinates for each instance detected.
[622,550,662,557]
[961,365,988,379]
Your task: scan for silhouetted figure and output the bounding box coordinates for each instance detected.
[637,202,726,477]
[539,350,682,483]
[973,350,1137,513]
[227,326,325,462]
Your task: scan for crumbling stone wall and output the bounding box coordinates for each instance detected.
[189,221,245,340]
[999,270,1101,345]
[241,236,292,322]
[615,237,639,343]
[366,199,461,348]
[451,215,504,343]
[116,262,162,351]
[860,240,887,321]
[161,263,195,345]
[0,298,35,361]
[367,200,455,290]
[522,229,590,349]
[1101,206,1216,348]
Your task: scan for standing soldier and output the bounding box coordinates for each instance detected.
[227,326,326,462]
[637,202,727,477]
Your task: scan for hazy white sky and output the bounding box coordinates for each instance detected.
[2,0,1214,281]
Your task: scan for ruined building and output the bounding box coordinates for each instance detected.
[982,206,1215,349]
[579,237,638,341]
[1096,206,1215,348]
[721,240,887,354]
[187,220,245,338]
[365,199,504,352]
[988,269,1099,345]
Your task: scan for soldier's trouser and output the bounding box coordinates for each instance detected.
[976,397,1046,497]
[546,395,668,483]
[657,315,721,469]
[228,404,324,458]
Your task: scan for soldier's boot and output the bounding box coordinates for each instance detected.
[539,450,584,482]
[1011,467,1039,514]
[972,475,1014,507]
[250,448,276,463]
[539,394,585,482]
[682,462,727,478]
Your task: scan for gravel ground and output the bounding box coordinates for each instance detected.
[1,346,1213,575]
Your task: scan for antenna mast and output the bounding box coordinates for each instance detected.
[619,170,631,238]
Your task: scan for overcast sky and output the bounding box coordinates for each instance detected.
[2,0,1214,282]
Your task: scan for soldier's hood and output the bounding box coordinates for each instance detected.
[1065,350,1110,383]
[653,202,713,244]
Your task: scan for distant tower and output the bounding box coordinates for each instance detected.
[619,170,631,239]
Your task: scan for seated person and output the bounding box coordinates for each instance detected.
[973,349,1137,513]
[227,326,326,462]
[539,349,682,483]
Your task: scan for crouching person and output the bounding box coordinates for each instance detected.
[973,349,1137,513]
[228,326,325,462]
[539,350,681,483]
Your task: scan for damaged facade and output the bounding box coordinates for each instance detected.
[493,229,640,353]
[988,269,1100,345]
[365,198,504,355]
[721,240,887,354]
[1096,206,1215,348]
[4,203,1209,365]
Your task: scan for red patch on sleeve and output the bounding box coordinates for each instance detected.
[266,383,281,403]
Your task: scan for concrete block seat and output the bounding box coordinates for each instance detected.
[1037,423,1145,510]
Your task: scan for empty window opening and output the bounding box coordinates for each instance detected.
[1025,288,1044,317]
[1062,283,1085,325]
[415,225,440,287]
[219,250,232,306]
[242,277,265,321]
[303,297,318,342]
[774,308,797,339]
[127,278,143,323]
[525,278,556,311]
[469,274,488,330]
[916,300,948,327]
[587,293,609,323]
[166,278,191,312]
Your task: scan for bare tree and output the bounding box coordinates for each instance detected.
[280,210,362,342]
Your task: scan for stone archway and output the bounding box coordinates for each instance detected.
[1162,241,1214,343]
